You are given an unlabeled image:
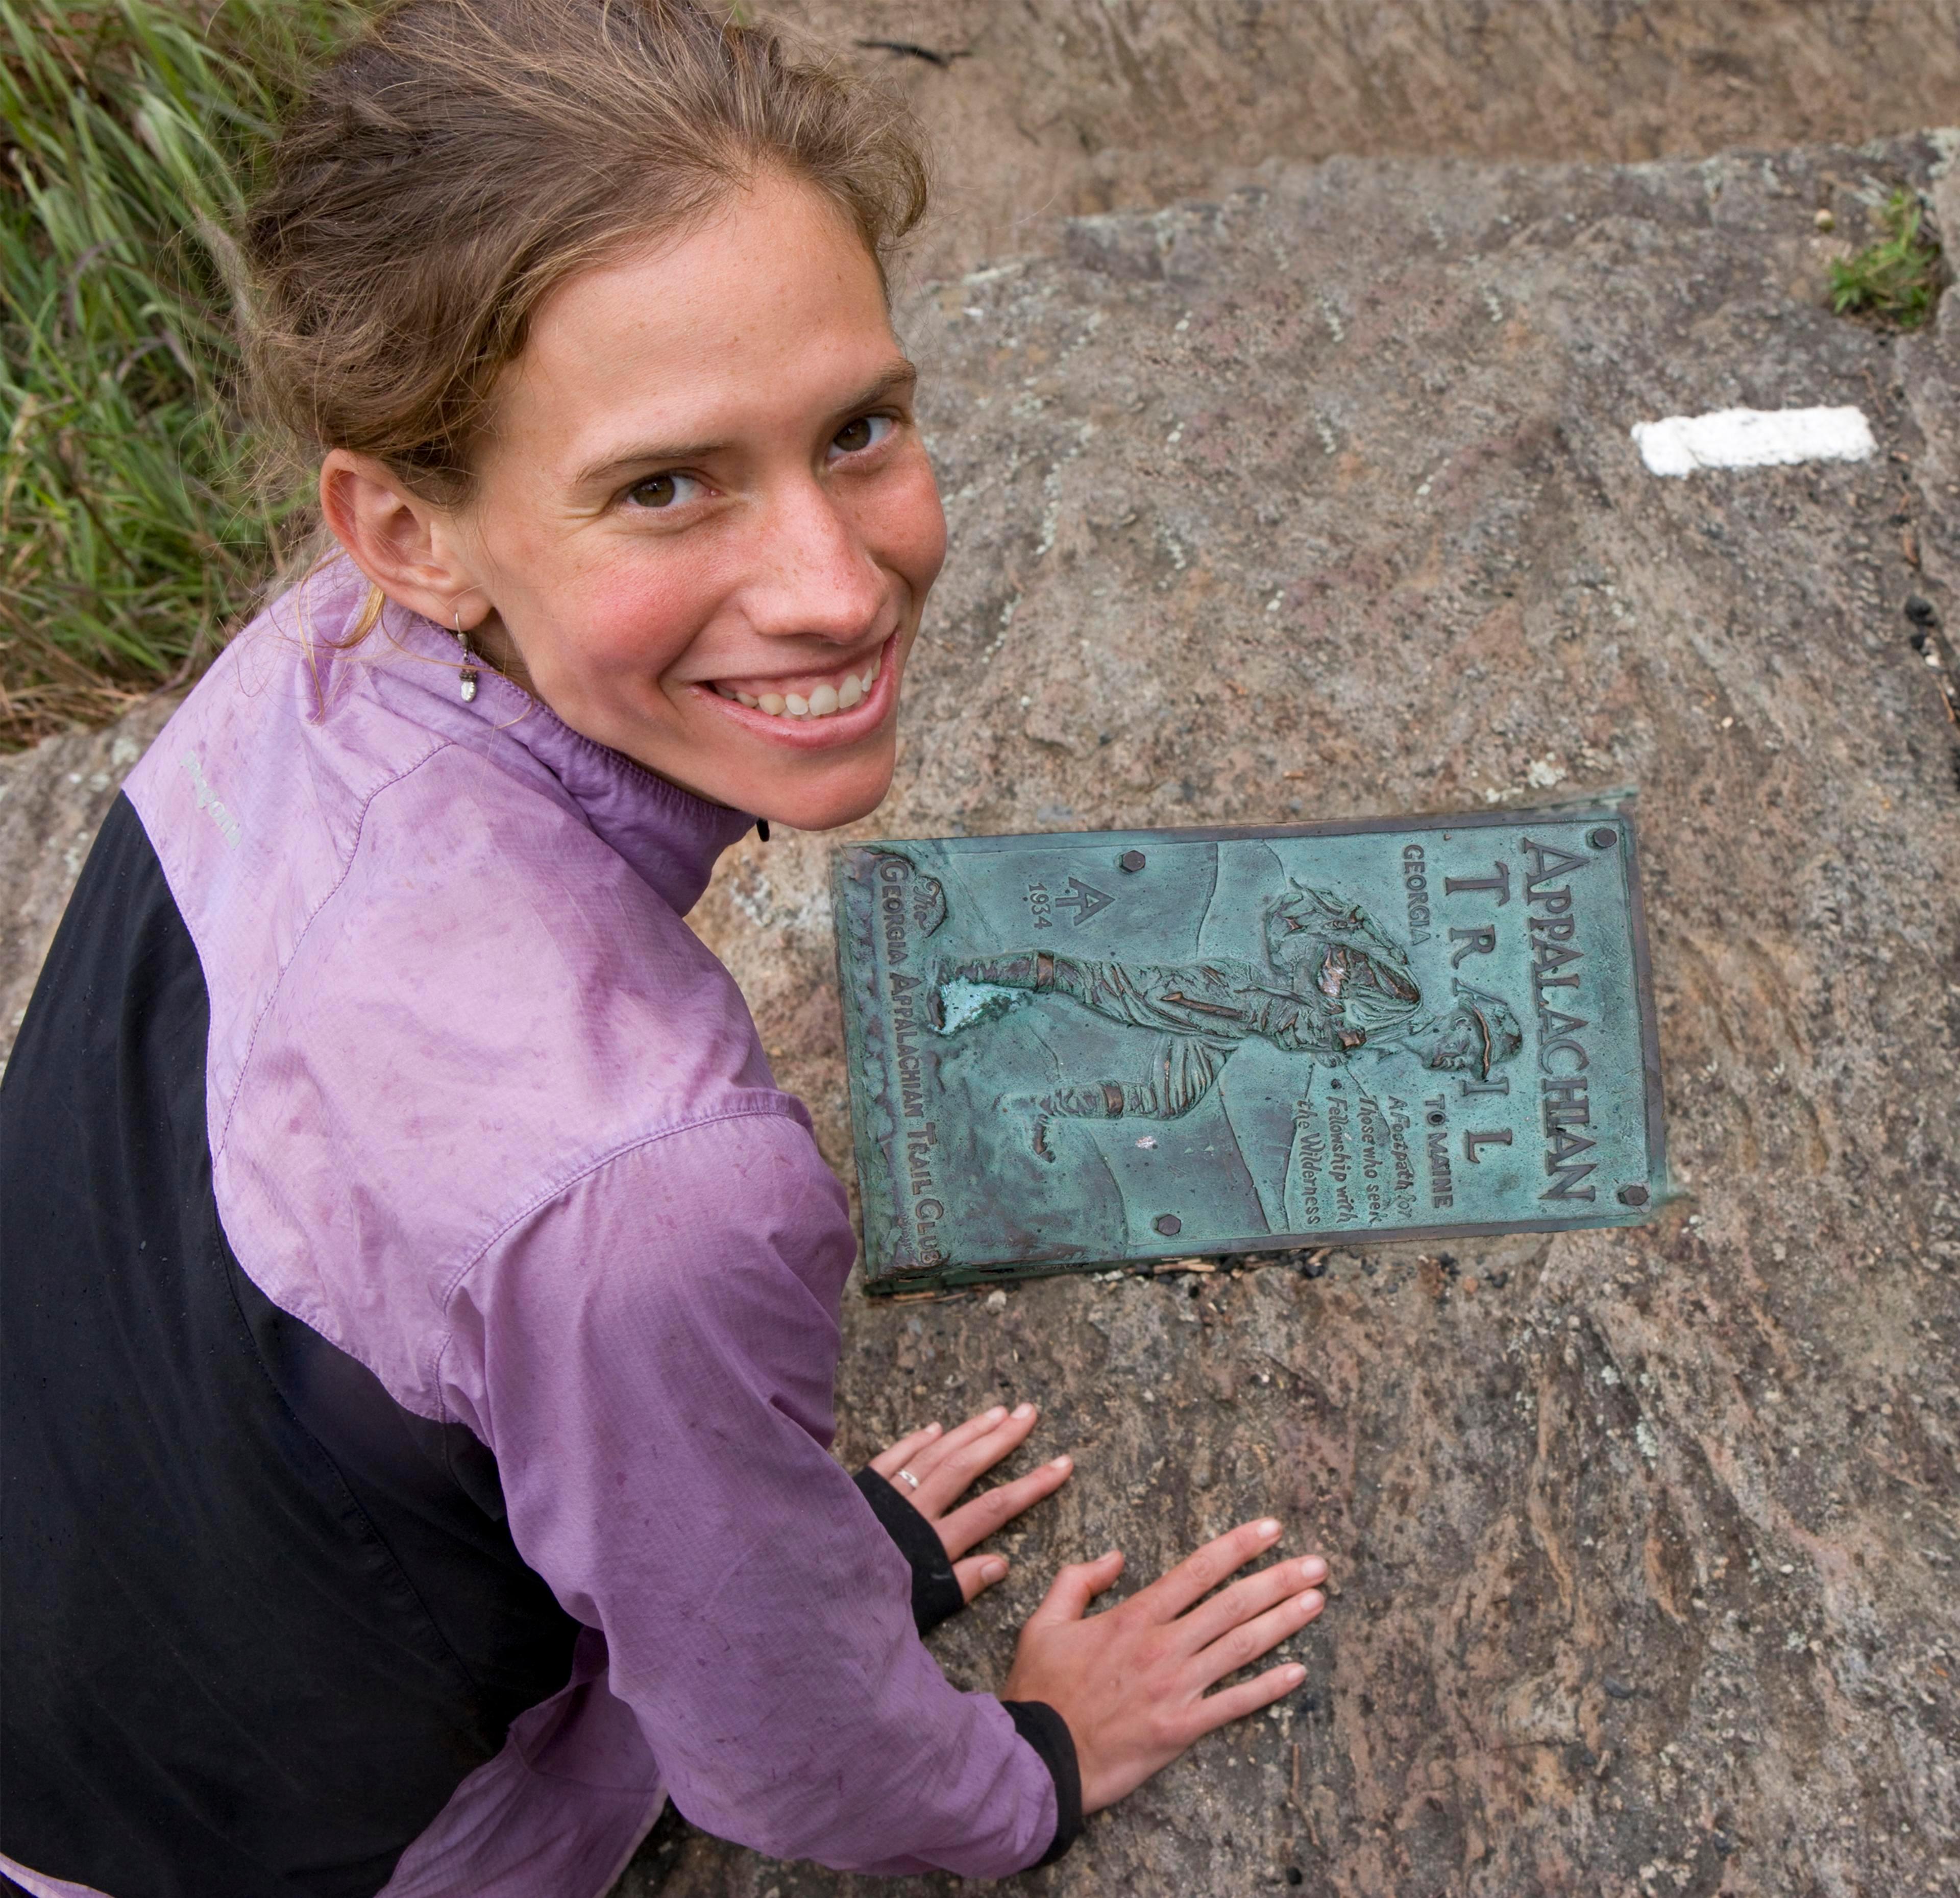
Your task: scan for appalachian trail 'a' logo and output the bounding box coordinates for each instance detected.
[1055,878,1114,926]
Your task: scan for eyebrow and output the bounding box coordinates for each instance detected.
[570,358,919,491]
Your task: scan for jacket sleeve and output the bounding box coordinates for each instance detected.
[437,1107,1068,1877]
[851,1467,965,1634]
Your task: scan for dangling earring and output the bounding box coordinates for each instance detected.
[453,609,478,703]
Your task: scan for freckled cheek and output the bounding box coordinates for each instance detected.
[559,555,725,684]
[868,459,947,607]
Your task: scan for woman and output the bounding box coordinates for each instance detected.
[0,5,1330,1893]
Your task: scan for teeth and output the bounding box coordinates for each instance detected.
[716,655,883,721]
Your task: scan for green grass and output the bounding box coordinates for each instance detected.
[1,0,366,746]
[1828,187,1946,331]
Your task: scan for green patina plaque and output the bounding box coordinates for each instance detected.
[832,801,1669,1292]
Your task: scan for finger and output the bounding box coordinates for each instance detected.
[1191,1588,1326,1692]
[1187,1660,1310,1737]
[1135,1518,1284,1621]
[1025,1550,1125,1628]
[1177,1554,1329,1652]
[955,1553,1010,1603]
[901,1405,1013,1486]
[914,1405,1043,1513]
[936,1456,1073,1559]
[907,1402,1035,1491]
[868,1421,943,1481]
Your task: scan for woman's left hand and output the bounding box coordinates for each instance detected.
[868,1404,1072,1604]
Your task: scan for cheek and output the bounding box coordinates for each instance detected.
[474,489,714,683]
[868,455,947,598]
[555,547,722,680]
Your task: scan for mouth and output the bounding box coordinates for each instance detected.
[690,635,897,745]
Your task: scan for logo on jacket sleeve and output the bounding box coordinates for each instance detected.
[179,750,241,849]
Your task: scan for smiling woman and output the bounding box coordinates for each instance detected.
[0,5,1329,1896]
[320,174,946,831]
[247,0,940,831]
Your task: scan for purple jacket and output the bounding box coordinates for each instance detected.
[0,561,1064,1898]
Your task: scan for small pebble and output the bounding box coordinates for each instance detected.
[1603,1675,1637,1700]
[985,1289,1008,1311]
[1814,208,1835,231]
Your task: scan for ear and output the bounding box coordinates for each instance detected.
[319,450,488,631]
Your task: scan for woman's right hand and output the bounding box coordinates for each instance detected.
[1000,1518,1329,1814]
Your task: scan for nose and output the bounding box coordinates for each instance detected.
[742,473,888,649]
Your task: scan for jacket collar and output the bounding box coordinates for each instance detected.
[310,562,757,917]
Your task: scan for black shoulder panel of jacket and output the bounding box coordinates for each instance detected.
[852,1467,965,1633]
[0,795,580,1898]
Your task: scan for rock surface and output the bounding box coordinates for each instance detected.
[0,693,178,1076]
[627,137,1960,1895]
[3,135,1957,1898]
[788,0,1960,279]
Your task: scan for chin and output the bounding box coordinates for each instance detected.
[753,756,897,834]
[767,782,892,833]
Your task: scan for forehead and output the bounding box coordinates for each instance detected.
[495,175,898,471]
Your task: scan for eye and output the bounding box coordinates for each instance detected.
[625,471,705,510]
[830,413,896,459]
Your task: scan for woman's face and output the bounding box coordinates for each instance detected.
[461,173,946,831]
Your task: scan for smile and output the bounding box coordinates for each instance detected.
[710,649,880,719]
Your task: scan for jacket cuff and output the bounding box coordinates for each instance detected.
[852,1467,965,1634]
[1001,1699,1083,1867]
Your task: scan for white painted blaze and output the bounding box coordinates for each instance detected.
[1631,405,1877,477]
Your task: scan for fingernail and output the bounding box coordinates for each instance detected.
[985,1405,1008,1422]
[1050,1454,1072,1470]
[1104,1547,1123,1561]
[1301,1558,1328,1582]
[925,1421,943,1435]
[982,1558,1008,1581]
[1284,1663,1308,1683]
[1298,1590,1324,1611]
[1012,1402,1036,1419]
[1256,1518,1282,1540]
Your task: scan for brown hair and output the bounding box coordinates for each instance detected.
[244,0,928,508]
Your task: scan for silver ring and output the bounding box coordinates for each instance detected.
[895,1467,920,1491]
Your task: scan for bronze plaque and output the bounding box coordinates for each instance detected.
[833,803,1668,1291]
